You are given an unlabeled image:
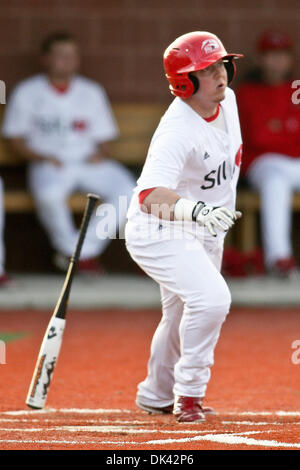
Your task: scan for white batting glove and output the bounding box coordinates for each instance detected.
[194,203,242,237]
[174,198,242,237]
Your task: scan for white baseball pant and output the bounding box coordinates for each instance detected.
[28,159,135,259]
[247,153,300,267]
[125,226,231,407]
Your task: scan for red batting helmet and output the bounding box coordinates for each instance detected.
[163,31,243,98]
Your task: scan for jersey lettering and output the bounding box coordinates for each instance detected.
[201,170,216,189]
[201,161,227,190]
[34,116,89,135]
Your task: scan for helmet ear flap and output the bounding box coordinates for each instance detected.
[224,58,236,84]
[167,75,195,98]
[188,73,199,94]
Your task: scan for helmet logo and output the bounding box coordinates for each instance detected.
[201,39,219,54]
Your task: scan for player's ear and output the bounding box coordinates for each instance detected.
[188,73,199,95]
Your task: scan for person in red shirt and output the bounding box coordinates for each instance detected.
[236,30,300,277]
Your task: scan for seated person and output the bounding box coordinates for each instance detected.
[236,30,300,277]
[2,32,135,274]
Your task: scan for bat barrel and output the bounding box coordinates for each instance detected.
[25,193,99,409]
[25,317,66,409]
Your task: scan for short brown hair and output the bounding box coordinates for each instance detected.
[41,31,77,54]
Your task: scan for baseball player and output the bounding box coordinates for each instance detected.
[2,32,135,274]
[236,30,300,277]
[125,32,243,423]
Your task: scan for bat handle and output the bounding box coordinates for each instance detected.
[71,193,100,266]
[53,193,100,319]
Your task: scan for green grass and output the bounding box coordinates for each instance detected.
[0,332,29,343]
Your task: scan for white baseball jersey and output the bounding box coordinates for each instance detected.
[2,74,119,163]
[126,87,242,241]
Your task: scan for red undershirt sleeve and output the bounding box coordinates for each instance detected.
[138,187,156,205]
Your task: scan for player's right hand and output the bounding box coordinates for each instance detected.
[194,203,242,237]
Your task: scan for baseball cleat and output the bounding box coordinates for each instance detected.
[136,398,173,415]
[77,257,106,276]
[136,397,215,417]
[270,257,298,278]
[201,405,216,415]
[173,396,207,423]
[54,253,106,276]
[0,273,14,288]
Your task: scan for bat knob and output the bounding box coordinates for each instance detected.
[87,193,100,201]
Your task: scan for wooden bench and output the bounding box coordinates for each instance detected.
[0,102,168,212]
[3,190,89,213]
[235,190,300,252]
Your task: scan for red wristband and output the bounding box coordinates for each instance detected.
[138,187,156,205]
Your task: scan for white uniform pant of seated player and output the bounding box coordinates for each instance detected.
[29,159,135,259]
[126,230,230,407]
[247,153,300,268]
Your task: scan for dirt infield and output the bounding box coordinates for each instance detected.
[0,307,299,450]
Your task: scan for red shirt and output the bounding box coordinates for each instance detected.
[236,80,300,174]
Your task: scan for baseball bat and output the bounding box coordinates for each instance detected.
[25,193,100,409]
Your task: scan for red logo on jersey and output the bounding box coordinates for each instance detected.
[72,120,88,131]
[235,144,242,167]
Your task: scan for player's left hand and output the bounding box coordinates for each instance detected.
[208,207,242,236]
[195,204,242,237]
